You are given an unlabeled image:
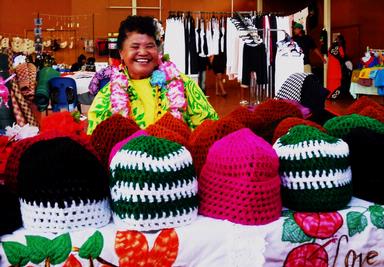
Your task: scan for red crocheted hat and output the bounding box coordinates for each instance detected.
[346,96,383,115]
[154,112,192,140]
[224,106,264,133]
[4,131,95,192]
[272,117,325,144]
[188,117,245,176]
[253,99,303,143]
[146,124,188,147]
[359,105,384,123]
[188,119,215,146]
[90,114,140,169]
[199,128,281,225]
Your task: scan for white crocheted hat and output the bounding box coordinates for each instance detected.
[17,137,111,233]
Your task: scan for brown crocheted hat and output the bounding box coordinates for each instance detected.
[224,106,264,133]
[188,117,245,175]
[155,112,192,140]
[346,96,383,115]
[358,106,384,123]
[253,99,303,143]
[146,124,188,147]
[90,114,140,169]
[272,117,325,144]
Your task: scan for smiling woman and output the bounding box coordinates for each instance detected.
[87,16,218,134]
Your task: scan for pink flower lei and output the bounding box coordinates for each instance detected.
[110,55,187,120]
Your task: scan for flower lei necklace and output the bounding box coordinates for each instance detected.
[110,55,187,120]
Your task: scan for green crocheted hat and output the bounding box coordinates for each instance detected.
[109,135,198,231]
[324,114,384,139]
[273,125,352,211]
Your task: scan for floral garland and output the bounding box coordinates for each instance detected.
[110,55,187,120]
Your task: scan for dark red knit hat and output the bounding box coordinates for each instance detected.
[359,105,384,123]
[224,106,264,133]
[4,132,96,192]
[188,118,245,175]
[272,117,325,144]
[253,99,303,143]
[154,112,192,140]
[146,124,188,147]
[346,96,383,115]
[188,119,215,147]
[90,114,140,169]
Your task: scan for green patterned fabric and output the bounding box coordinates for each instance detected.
[87,73,218,134]
[324,114,384,139]
[109,135,198,231]
[273,125,352,211]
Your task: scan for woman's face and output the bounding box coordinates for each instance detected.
[120,32,159,79]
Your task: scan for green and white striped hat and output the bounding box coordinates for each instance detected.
[273,125,352,211]
[109,135,198,231]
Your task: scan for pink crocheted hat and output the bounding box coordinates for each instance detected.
[198,128,282,225]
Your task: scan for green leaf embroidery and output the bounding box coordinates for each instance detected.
[136,112,145,121]
[2,241,31,266]
[95,104,104,110]
[369,205,384,229]
[347,211,368,237]
[26,235,51,264]
[133,107,138,116]
[282,217,313,243]
[79,231,104,259]
[48,233,72,265]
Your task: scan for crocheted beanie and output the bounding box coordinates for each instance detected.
[188,117,245,175]
[253,99,303,143]
[4,132,96,192]
[0,184,22,235]
[188,119,215,146]
[40,111,86,137]
[17,137,111,233]
[346,96,383,115]
[90,114,140,168]
[359,105,384,123]
[108,130,148,165]
[276,73,328,115]
[272,117,325,144]
[324,114,384,139]
[199,128,281,225]
[109,135,198,231]
[146,124,188,147]
[273,125,352,211]
[224,106,264,132]
[344,128,384,204]
[154,112,192,140]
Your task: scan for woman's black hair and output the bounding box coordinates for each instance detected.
[117,15,160,50]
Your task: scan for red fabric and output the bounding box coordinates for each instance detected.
[199,128,281,225]
[40,111,87,138]
[346,96,383,115]
[146,124,188,148]
[253,99,303,144]
[272,117,325,144]
[327,46,344,93]
[90,114,140,169]
[154,112,192,140]
[188,118,245,175]
[4,132,95,192]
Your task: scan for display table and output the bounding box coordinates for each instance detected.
[350,82,379,99]
[1,198,383,267]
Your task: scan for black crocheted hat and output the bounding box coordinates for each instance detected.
[17,137,111,233]
[0,185,22,235]
[344,127,384,204]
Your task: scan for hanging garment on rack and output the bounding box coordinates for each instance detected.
[274,41,304,94]
[164,18,186,73]
[184,16,199,74]
[276,16,291,42]
[242,43,268,86]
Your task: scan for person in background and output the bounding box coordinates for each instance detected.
[87,15,218,134]
[292,22,326,73]
[85,57,96,71]
[210,53,227,96]
[70,54,86,72]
